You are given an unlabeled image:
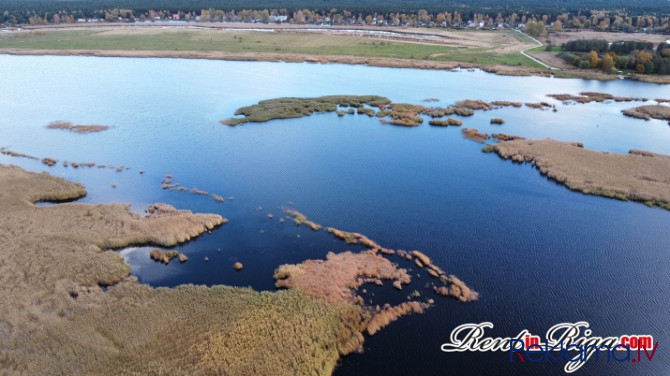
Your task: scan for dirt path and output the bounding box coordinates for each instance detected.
[515,30,557,70]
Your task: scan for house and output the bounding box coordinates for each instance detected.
[172,14,180,20]
[268,15,287,23]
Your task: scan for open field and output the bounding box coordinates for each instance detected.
[1,24,668,81]
[546,30,669,47]
[0,25,543,68]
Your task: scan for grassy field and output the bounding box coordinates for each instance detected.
[0,27,544,68]
[527,45,563,52]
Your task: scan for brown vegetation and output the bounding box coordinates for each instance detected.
[149,248,180,264]
[191,187,208,195]
[1,148,38,160]
[234,262,243,271]
[41,157,57,166]
[379,103,426,127]
[429,117,462,127]
[490,139,670,210]
[47,121,109,133]
[622,105,670,124]
[366,301,429,335]
[491,101,523,108]
[492,133,525,142]
[285,209,323,231]
[274,250,411,304]
[326,227,394,255]
[0,164,373,376]
[433,276,479,302]
[490,118,505,124]
[455,99,495,110]
[548,92,645,104]
[462,128,489,143]
[525,102,553,109]
[212,194,224,202]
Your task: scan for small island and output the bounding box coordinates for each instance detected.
[622,105,670,124]
[47,121,109,133]
[489,139,670,210]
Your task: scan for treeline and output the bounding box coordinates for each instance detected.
[1,0,669,31]
[563,39,654,54]
[560,40,670,74]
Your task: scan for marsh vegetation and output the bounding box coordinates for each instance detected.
[47,120,109,133]
[490,139,670,210]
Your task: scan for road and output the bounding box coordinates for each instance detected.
[515,29,557,70]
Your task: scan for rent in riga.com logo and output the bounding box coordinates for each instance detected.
[440,322,659,373]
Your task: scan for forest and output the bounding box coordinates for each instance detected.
[1,0,669,30]
[560,39,670,74]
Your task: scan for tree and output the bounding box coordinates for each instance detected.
[526,21,546,37]
[635,63,645,73]
[553,20,562,31]
[601,54,614,72]
[589,50,600,68]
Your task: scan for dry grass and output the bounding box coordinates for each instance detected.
[462,128,489,143]
[274,250,411,304]
[0,164,370,376]
[455,99,495,110]
[285,209,323,231]
[491,139,670,209]
[525,102,553,110]
[429,118,463,127]
[47,120,109,133]
[548,30,668,47]
[492,101,523,108]
[0,148,38,160]
[548,92,646,104]
[622,105,670,124]
[491,133,524,142]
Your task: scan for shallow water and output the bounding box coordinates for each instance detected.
[1,55,669,375]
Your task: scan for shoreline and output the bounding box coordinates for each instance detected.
[0,164,474,375]
[2,47,668,84]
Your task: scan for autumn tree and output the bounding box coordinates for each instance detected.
[601,54,614,72]
[553,19,562,31]
[526,21,547,37]
[589,50,600,68]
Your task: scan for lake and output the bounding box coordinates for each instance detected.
[1,55,668,375]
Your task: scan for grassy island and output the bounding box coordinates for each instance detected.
[490,139,670,210]
[221,95,391,125]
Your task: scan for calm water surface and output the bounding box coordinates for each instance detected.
[1,55,669,375]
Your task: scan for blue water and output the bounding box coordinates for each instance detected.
[1,55,669,376]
